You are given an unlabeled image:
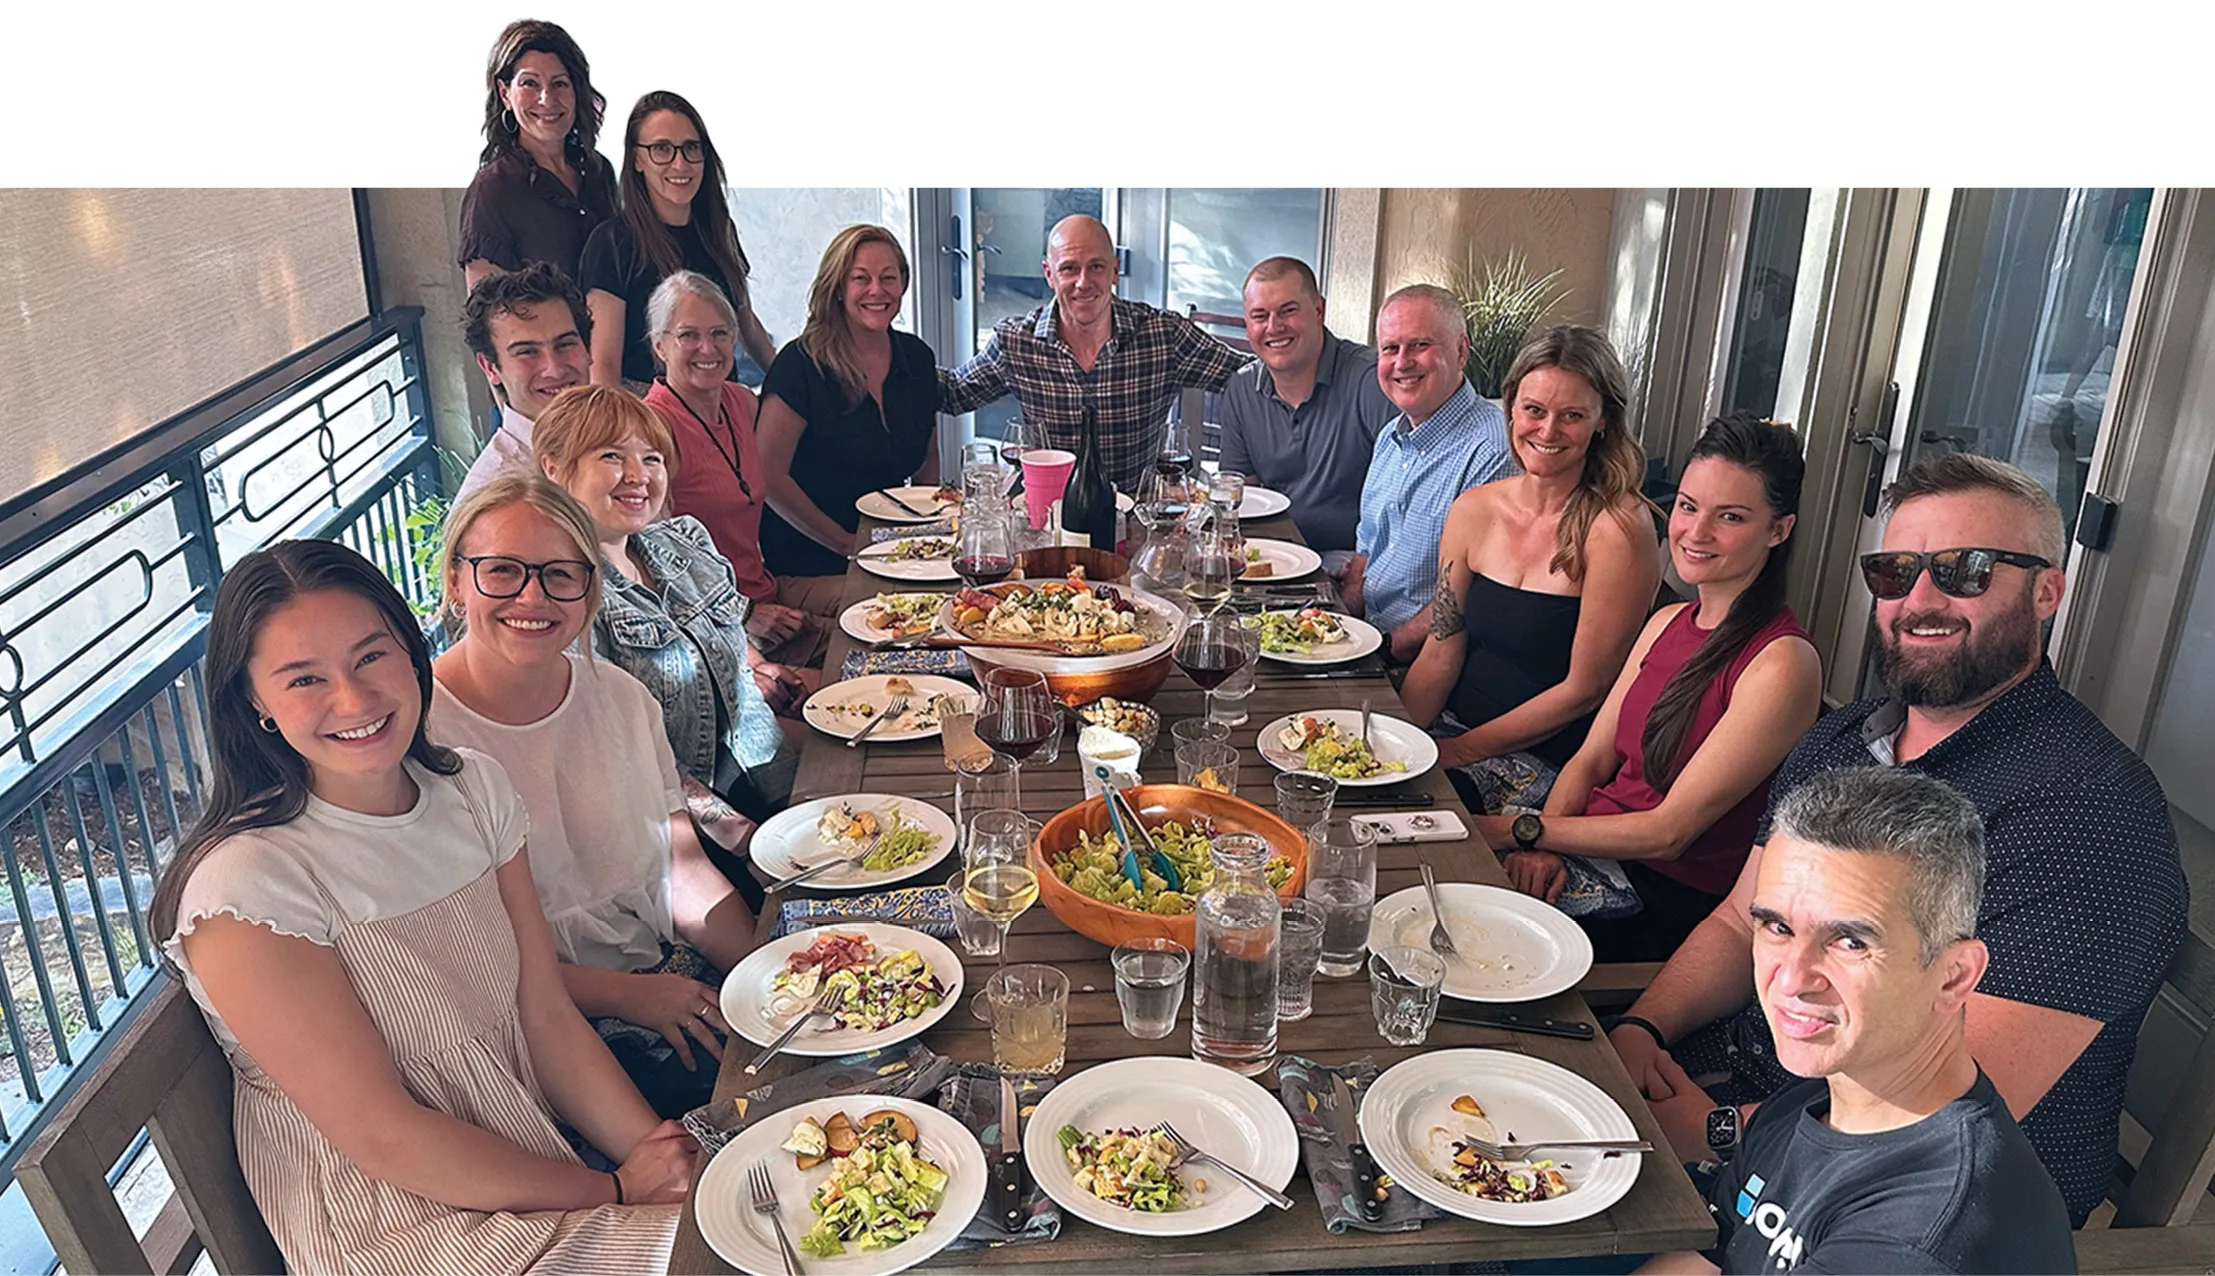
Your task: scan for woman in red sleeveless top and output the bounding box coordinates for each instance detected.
[1476,414,1824,961]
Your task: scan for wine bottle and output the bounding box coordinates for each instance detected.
[1063,404,1119,551]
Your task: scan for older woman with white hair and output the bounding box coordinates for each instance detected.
[642,270,827,668]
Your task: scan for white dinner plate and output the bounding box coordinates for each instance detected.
[1369,883,1594,1003]
[857,537,960,582]
[719,923,964,1057]
[1359,1049,1642,1228]
[1237,486,1292,520]
[801,674,973,743]
[1237,537,1322,581]
[694,1093,987,1276]
[1244,610,1384,666]
[838,593,954,643]
[856,485,959,523]
[1024,1057,1299,1237]
[1255,708,1440,787]
[750,795,960,891]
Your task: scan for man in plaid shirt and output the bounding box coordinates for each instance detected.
[938,215,1248,490]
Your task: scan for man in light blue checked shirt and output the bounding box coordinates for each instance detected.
[1342,284,1514,660]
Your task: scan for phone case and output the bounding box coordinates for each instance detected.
[1348,809,1470,844]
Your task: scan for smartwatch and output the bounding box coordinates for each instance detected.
[1510,813,1544,851]
[1704,1105,1741,1165]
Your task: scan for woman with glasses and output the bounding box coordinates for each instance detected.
[459,20,618,289]
[579,91,774,389]
[429,475,756,1117]
[641,271,828,668]
[1475,414,1823,961]
[757,225,942,582]
[531,385,799,908]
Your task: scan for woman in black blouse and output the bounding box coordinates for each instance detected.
[757,225,943,584]
[458,20,617,290]
[579,92,775,389]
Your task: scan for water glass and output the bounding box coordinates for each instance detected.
[990,964,1070,1075]
[955,753,1019,843]
[1306,816,1379,977]
[1369,947,1447,1046]
[1206,616,1261,727]
[1209,470,1247,520]
[1276,898,1328,1022]
[1171,718,1231,752]
[1274,771,1339,834]
[946,871,1003,957]
[1176,741,1240,794]
[1111,938,1190,1039]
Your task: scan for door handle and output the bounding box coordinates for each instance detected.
[940,214,968,301]
[1854,381,1901,517]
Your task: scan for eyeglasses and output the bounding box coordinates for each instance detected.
[635,139,704,166]
[460,555,595,602]
[1858,547,2050,600]
[671,326,733,348]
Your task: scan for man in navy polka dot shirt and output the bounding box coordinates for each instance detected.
[1606,453,2186,1227]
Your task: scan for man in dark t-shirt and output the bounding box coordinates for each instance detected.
[1641,768,2074,1274]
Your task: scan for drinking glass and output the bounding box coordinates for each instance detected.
[1276,898,1328,1022]
[1176,741,1239,794]
[1110,938,1190,1039]
[964,809,1039,1021]
[954,752,1019,837]
[1182,515,1240,612]
[1274,771,1339,834]
[954,510,1015,588]
[1170,717,1230,752]
[990,964,1070,1075]
[977,667,1060,782]
[1369,947,1447,1046]
[1173,609,1252,721]
[1206,613,1261,727]
[946,870,1003,958]
[1209,469,1248,520]
[1307,816,1379,977]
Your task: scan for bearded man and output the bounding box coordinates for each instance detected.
[1604,453,2184,1229]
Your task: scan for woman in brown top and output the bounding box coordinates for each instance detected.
[459,20,619,290]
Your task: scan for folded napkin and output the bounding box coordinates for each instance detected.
[772,885,959,941]
[680,1040,959,1157]
[871,521,956,543]
[841,647,972,680]
[1275,1055,1445,1233]
[937,1063,1063,1248]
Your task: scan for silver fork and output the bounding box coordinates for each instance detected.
[1458,1134,1654,1162]
[1420,862,1460,959]
[1154,1120,1294,1209]
[1359,696,1375,752]
[744,985,842,1076]
[846,696,910,748]
[766,831,885,894]
[747,1160,804,1276]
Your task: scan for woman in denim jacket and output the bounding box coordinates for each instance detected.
[532,386,799,884]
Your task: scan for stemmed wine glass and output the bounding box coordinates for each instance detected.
[963,809,1041,1022]
[1173,609,1254,722]
[976,667,1061,779]
[1182,513,1240,612]
[954,508,1015,588]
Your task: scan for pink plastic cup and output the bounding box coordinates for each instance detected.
[1020,448,1076,529]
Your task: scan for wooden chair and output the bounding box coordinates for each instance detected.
[16,974,283,1275]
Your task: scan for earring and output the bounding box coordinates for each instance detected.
[258,715,279,734]
[501,108,519,136]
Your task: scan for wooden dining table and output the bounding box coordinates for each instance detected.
[667,510,1715,1273]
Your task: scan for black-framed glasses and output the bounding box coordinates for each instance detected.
[1858,547,2051,600]
[460,555,595,601]
[635,139,704,166]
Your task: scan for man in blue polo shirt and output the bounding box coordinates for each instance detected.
[1608,453,2186,1228]
[1341,283,1514,660]
[1205,257,1396,556]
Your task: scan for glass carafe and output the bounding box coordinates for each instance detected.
[1192,832,1281,1075]
[1129,500,1187,595]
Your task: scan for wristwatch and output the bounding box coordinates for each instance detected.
[1704,1105,1741,1165]
[1510,813,1544,851]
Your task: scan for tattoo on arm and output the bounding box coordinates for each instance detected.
[681,776,747,851]
[1431,564,1466,639]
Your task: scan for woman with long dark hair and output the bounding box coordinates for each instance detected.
[458,20,617,289]
[150,540,689,1273]
[579,91,775,388]
[1481,414,1823,960]
[1401,323,1664,812]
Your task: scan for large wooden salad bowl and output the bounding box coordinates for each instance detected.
[1030,784,1310,950]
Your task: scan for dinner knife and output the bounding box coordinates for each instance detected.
[876,487,933,517]
[1329,1072,1386,1223]
[991,1076,1027,1233]
[1434,1001,1597,1040]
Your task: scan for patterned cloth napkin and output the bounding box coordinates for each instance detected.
[1275,1054,1445,1233]
[679,1040,959,1157]
[771,885,959,940]
[870,521,956,543]
[840,647,971,680]
[937,1063,1063,1248]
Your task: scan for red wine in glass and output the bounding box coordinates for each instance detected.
[1175,642,1249,691]
[955,554,1014,587]
[979,708,1058,762]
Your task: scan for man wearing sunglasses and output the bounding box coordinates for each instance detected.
[1608,453,2185,1229]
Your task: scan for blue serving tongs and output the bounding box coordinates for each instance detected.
[1094,766,1182,893]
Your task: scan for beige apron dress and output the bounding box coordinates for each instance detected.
[223,857,679,1274]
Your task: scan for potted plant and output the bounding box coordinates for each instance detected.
[1450,251,1568,401]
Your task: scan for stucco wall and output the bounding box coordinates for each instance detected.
[1336,188,1616,341]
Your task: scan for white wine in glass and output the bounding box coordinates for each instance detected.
[965,861,1040,1021]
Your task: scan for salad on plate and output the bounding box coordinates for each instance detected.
[815,803,942,873]
[766,932,947,1032]
[1057,1126,1188,1212]
[878,537,955,563]
[1275,714,1407,781]
[863,592,949,638]
[780,1110,950,1256]
[1245,608,1349,655]
[1427,1095,1573,1204]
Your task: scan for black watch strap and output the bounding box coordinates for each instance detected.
[1608,1014,1668,1051]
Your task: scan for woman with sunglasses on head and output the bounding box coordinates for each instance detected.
[1476,414,1824,961]
[150,539,689,1274]
[580,91,775,390]
[460,20,617,290]
[428,476,756,1118]
[1401,324,1664,816]
[532,385,799,907]
[642,270,829,668]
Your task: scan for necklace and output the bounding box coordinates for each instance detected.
[660,379,753,500]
